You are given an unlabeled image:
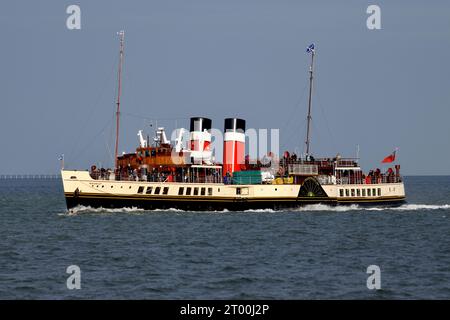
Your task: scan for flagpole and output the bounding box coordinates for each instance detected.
[60,154,65,170]
[305,45,315,157]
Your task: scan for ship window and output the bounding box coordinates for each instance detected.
[378,188,381,196]
[208,188,213,196]
[186,187,192,195]
[201,188,206,196]
[357,189,361,197]
[193,188,199,196]
[339,189,344,197]
[70,176,77,179]
[146,186,153,194]
[218,188,220,192]
[163,187,169,195]
[345,189,349,197]
[362,189,366,196]
[236,188,241,195]
[372,188,376,196]
[145,150,150,157]
[154,187,161,195]
[137,186,144,194]
[178,187,184,195]
[368,189,371,196]
[351,189,355,197]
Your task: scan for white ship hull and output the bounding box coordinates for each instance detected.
[62,170,406,211]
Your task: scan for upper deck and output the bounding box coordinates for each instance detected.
[89,155,402,186]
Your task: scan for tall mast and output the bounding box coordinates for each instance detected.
[305,43,315,157]
[114,30,125,170]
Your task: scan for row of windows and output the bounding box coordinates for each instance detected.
[339,188,382,197]
[137,186,217,196]
[137,186,169,195]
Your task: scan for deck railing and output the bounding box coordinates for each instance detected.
[89,171,224,184]
[335,175,402,185]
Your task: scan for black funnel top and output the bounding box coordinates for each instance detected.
[224,118,246,132]
[190,117,212,132]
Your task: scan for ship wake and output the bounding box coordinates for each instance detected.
[292,203,450,212]
[61,203,450,215]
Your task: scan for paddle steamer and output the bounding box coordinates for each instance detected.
[62,34,405,210]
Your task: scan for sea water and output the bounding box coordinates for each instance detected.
[0,176,449,299]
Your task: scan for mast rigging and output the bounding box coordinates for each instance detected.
[114,30,125,171]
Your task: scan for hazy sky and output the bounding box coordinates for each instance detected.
[1,0,450,175]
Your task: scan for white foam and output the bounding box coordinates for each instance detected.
[388,204,450,211]
[294,203,450,212]
[65,205,144,215]
[150,208,188,213]
[294,204,361,212]
[62,206,227,215]
[61,203,450,215]
[243,208,277,213]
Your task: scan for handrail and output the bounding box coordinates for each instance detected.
[89,171,224,184]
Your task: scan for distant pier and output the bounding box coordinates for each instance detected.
[0,174,61,179]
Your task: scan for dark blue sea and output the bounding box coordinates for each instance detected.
[0,176,449,299]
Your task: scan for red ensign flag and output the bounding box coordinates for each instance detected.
[382,151,396,163]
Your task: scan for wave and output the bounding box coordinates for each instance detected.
[294,204,361,212]
[368,204,450,211]
[62,205,226,215]
[63,205,145,215]
[294,203,450,212]
[243,208,277,213]
[61,203,450,215]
